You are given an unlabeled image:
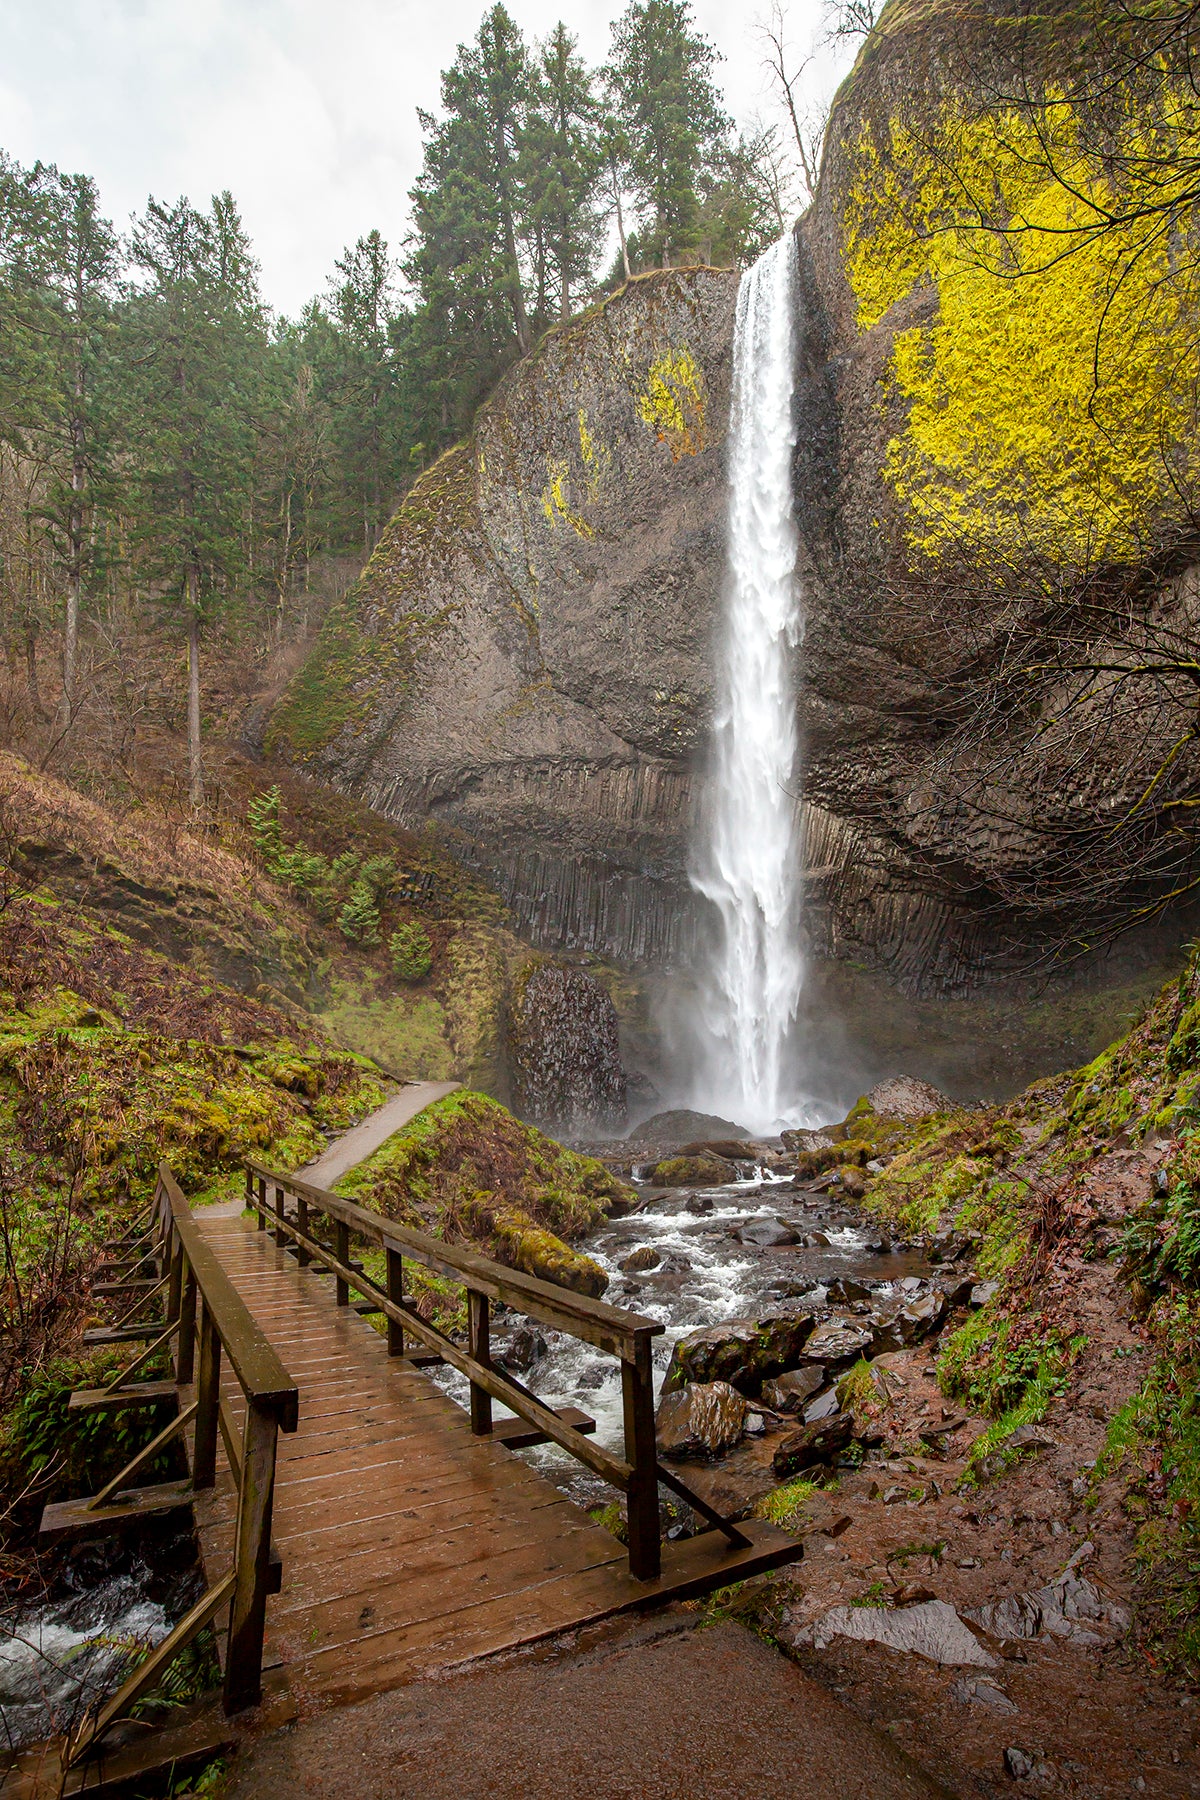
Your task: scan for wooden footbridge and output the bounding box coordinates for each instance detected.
[24,1158,801,1785]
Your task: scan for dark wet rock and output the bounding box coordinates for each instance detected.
[762,1367,826,1413]
[630,1110,750,1144]
[801,1316,875,1367]
[802,1230,831,1248]
[935,1271,977,1307]
[869,1291,947,1353]
[862,1232,892,1254]
[781,1127,836,1153]
[788,1599,997,1667]
[866,1077,955,1120]
[604,1191,639,1218]
[656,1380,747,1460]
[826,1276,875,1304]
[684,1193,714,1215]
[1004,1748,1036,1779]
[618,1245,662,1273]
[678,1138,763,1161]
[663,1306,819,1396]
[803,1388,841,1423]
[650,1153,735,1187]
[497,1325,547,1371]
[839,1166,868,1200]
[735,1216,800,1248]
[510,961,627,1134]
[772,1410,854,1474]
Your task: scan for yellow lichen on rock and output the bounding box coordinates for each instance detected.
[540,455,595,538]
[635,347,707,459]
[842,93,1200,566]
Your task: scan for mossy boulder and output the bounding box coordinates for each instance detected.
[456,1195,608,1298]
[334,1089,635,1268]
[663,1307,819,1398]
[650,1153,734,1187]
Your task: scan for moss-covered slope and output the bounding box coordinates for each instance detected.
[333,1088,635,1299]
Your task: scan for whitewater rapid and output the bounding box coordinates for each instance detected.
[689,234,807,1133]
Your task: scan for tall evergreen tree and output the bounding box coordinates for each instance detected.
[310,231,408,551]
[525,25,603,321]
[123,193,266,806]
[405,5,535,447]
[0,157,118,728]
[607,0,731,262]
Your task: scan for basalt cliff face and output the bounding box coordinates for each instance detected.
[268,270,736,967]
[270,0,1200,993]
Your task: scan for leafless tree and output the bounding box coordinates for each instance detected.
[756,2,827,200]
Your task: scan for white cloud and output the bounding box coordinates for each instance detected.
[0,0,853,315]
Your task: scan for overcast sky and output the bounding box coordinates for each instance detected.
[0,1,853,317]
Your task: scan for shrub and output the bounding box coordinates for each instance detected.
[338,880,382,946]
[389,921,433,982]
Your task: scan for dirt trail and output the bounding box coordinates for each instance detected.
[226,1618,954,1800]
[298,1080,460,1188]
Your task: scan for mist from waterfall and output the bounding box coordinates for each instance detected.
[687,234,808,1135]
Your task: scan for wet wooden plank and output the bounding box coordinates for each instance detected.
[190,1211,801,1709]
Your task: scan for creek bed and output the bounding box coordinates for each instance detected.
[432,1171,935,1512]
[0,1520,205,1754]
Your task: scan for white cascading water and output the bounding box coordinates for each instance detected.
[689,234,807,1133]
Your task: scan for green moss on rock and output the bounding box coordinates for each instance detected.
[333,1089,634,1284]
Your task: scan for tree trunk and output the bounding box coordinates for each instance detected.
[614,179,631,281]
[186,577,204,810]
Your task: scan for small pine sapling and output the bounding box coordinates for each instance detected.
[389,921,433,982]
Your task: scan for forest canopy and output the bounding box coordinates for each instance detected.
[0,1,795,802]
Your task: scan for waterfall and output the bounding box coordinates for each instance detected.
[688,234,807,1134]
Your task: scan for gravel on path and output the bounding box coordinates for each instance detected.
[298,1080,460,1189]
[226,1618,955,1800]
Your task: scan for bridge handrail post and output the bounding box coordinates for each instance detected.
[223,1396,280,1715]
[193,1299,222,1489]
[178,1268,197,1384]
[386,1247,404,1356]
[622,1335,661,1581]
[255,1171,267,1231]
[467,1291,492,1435]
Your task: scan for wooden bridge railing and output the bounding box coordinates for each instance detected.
[244,1158,749,1581]
[47,1164,298,1765]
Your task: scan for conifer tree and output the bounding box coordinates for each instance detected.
[0,157,118,729]
[123,193,266,806]
[607,0,731,263]
[525,24,603,321]
[405,5,536,446]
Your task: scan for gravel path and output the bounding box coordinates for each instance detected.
[298,1080,460,1188]
[227,1619,953,1800]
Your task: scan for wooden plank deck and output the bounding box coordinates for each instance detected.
[193,1213,799,1710]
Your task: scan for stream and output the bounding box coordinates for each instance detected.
[433,1166,934,1512]
[0,1527,202,1754]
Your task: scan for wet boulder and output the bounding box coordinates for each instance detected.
[762,1367,826,1413]
[656,1380,748,1460]
[650,1153,735,1187]
[839,1166,868,1200]
[735,1216,800,1247]
[662,1305,819,1396]
[866,1076,955,1120]
[869,1290,947,1353]
[772,1410,855,1475]
[497,1325,547,1371]
[800,1316,876,1368]
[827,1276,874,1304]
[619,1245,661,1273]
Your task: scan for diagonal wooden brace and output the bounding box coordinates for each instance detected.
[86,1399,199,1510]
